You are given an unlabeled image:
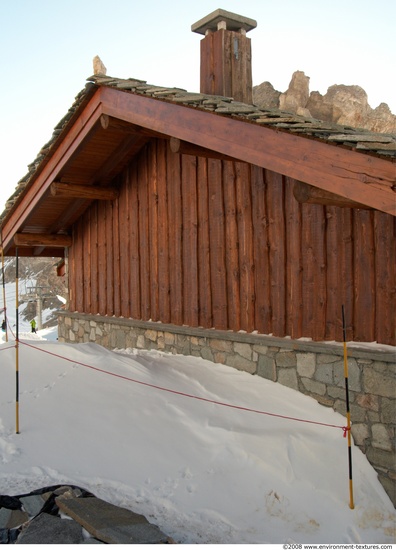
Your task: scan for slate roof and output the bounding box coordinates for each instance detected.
[1,74,395,223]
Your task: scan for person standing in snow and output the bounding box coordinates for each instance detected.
[1,319,6,332]
[30,319,37,333]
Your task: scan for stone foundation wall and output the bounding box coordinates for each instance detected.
[58,312,396,506]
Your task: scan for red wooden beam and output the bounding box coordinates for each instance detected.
[99,86,396,216]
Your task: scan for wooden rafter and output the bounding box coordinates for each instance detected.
[50,182,118,201]
[14,233,72,248]
[293,181,373,209]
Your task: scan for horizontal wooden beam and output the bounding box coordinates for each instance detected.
[50,182,118,201]
[293,180,373,209]
[2,247,65,258]
[169,137,238,162]
[14,233,72,248]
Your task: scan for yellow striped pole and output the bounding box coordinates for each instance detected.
[15,248,20,434]
[342,305,354,509]
[1,244,8,342]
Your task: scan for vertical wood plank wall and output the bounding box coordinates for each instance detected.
[69,139,396,345]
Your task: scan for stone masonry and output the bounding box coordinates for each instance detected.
[58,312,396,506]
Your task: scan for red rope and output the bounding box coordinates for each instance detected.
[342,426,351,438]
[19,340,347,434]
[0,344,16,352]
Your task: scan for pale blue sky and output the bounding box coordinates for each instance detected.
[1,0,395,211]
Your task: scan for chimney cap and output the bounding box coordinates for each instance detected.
[191,8,257,35]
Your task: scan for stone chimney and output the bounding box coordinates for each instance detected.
[192,8,257,104]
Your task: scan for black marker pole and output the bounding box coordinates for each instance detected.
[1,242,8,342]
[342,305,354,509]
[15,248,20,434]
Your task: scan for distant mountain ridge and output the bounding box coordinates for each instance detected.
[253,70,396,134]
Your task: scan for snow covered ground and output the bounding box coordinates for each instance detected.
[0,281,395,543]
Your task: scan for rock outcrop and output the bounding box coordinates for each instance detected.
[253,70,396,133]
[251,81,280,109]
[279,70,311,117]
[0,485,172,544]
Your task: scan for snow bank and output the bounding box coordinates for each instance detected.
[0,333,394,543]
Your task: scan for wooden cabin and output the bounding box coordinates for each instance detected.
[1,10,395,503]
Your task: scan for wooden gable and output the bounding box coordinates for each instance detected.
[0,77,395,345]
[1,77,395,258]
